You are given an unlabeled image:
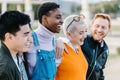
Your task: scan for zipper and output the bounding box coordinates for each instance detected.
[87,49,108,80]
[87,44,98,80]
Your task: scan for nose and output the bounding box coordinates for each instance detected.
[28,35,33,44]
[83,32,87,39]
[84,33,87,38]
[97,26,103,32]
[81,31,87,41]
[60,18,63,24]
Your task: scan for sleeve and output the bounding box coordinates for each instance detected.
[0,71,10,80]
[99,69,104,80]
[56,58,62,67]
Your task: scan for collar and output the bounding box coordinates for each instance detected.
[67,40,79,53]
[99,40,104,47]
[35,23,54,39]
[0,42,13,58]
[58,37,79,53]
[88,34,104,48]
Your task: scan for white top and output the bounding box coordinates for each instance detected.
[13,56,24,80]
[13,56,21,72]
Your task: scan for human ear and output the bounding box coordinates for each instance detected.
[42,15,48,25]
[4,33,14,41]
[66,32,71,40]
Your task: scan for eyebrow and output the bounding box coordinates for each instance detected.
[79,31,84,32]
[79,30,86,33]
[56,14,62,17]
[24,31,30,35]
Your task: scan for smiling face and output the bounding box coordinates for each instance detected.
[67,24,86,46]
[90,17,110,41]
[9,24,33,52]
[43,8,63,33]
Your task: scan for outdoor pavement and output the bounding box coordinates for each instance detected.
[104,56,120,80]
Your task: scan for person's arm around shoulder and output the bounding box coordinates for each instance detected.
[55,37,68,59]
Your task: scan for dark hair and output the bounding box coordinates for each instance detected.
[38,2,60,23]
[0,10,31,41]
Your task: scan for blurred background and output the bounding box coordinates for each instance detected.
[0,0,120,79]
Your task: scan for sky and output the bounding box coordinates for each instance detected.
[63,0,101,4]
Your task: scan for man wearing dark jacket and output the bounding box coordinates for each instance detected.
[81,13,111,80]
[0,11,33,80]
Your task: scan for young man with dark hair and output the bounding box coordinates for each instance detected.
[25,2,63,80]
[81,13,111,80]
[0,11,33,80]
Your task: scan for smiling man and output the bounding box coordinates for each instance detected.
[81,13,111,80]
[0,11,33,80]
[24,2,63,80]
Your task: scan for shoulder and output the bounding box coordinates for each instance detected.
[0,64,20,80]
[102,40,109,51]
[0,56,20,79]
[0,58,12,76]
[82,34,92,47]
[0,53,18,71]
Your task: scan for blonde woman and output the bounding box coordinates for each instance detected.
[55,14,88,80]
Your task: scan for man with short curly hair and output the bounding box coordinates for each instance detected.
[25,2,63,80]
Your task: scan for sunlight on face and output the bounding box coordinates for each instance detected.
[91,17,109,41]
[68,24,86,46]
[12,24,33,52]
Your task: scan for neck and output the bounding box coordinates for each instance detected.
[68,41,78,49]
[70,41,78,47]
[36,23,54,39]
[3,42,18,58]
[34,23,55,50]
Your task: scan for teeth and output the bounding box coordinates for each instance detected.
[80,42,84,45]
[96,32,102,37]
[80,40,84,43]
[25,43,31,47]
[57,25,62,27]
